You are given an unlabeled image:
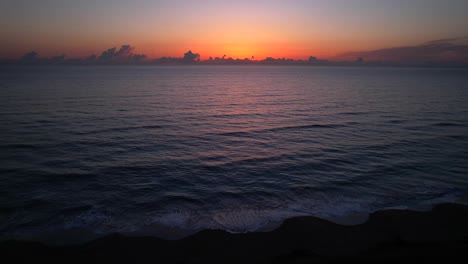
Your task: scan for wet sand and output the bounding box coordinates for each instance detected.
[2,203,468,263]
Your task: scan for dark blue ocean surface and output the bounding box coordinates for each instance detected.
[1,66,468,240]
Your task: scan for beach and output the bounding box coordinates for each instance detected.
[2,203,468,263]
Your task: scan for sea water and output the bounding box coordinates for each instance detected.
[1,65,468,240]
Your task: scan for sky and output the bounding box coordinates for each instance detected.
[1,0,467,60]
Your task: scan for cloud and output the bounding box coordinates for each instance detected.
[426,36,468,45]
[182,50,200,63]
[336,37,468,64]
[98,45,146,63]
[18,51,65,64]
[8,41,468,67]
[13,45,147,65]
[115,44,132,57]
[49,54,66,63]
[98,47,117,61]
[19,51,39,62]
[132,54,147,61]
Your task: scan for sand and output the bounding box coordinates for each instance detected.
[2,203,468,263]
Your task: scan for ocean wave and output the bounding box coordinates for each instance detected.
[218,123,345,137]
[432,122,465,127]
[71,125,167,135]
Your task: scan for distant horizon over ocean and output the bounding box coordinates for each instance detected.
[1,65,468,243]
[2,61,468,68]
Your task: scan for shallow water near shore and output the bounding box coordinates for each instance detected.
[1,65,468,242]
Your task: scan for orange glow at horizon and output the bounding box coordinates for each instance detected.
[2,1,467,60]
[100,38,355,61]
[0,40,402,61]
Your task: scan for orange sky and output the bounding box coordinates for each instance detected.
[1,0,467,60]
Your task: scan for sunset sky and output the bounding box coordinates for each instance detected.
[1,0,467,60]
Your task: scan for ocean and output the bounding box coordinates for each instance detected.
[1,65,468,241]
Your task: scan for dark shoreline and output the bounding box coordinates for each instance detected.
[2,203,468,263]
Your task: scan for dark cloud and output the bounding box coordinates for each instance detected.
[17,52,68,64]
[132,54,146,62]
[7,40,468,67]
[49,54,66,63]
[182,50,200,63]
[86,54,97,61]
[19,51,38,62]
[97,45,146,63]
[115,44,132,57]
[98,47,118,61]
[11,45,149,65]
[426,36,468,45]
[336,37,468,65]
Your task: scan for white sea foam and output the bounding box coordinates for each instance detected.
[158,210,192,228]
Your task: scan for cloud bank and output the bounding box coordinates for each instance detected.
[336,37,468,65]
[2,38,468,67]
[97,45,147,63]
